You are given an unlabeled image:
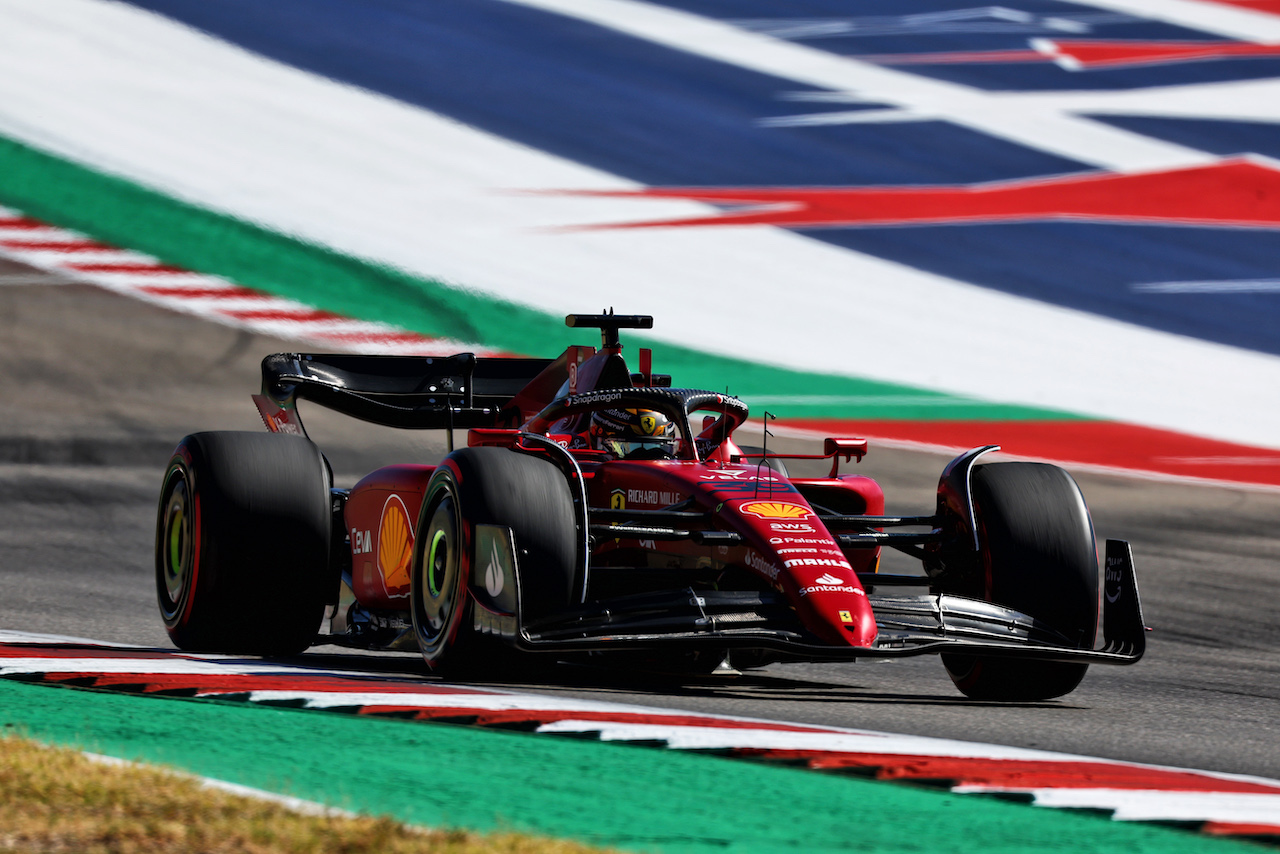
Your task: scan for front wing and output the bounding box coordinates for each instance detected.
[473,539,1146,666]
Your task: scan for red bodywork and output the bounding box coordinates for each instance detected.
[341,342,885,649]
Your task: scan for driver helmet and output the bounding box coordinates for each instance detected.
[589,408,678,459]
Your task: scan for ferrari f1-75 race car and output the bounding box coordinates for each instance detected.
[156,313,1145,701]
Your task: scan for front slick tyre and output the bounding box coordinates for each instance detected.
[155,431,331,656]
[410,447,575,678]
[942,462,1099,702]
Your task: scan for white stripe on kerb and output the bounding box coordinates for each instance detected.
[5,630,1280,835]
[0,213,493,357]
[1022,788,1280,825]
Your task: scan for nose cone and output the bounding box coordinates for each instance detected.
[795,584,878,648]
[842,596,879,647]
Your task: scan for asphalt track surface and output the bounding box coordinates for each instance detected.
[2,263,1278,783]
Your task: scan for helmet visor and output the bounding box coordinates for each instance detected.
[602,438,676,460]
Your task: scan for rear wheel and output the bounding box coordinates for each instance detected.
[410,447,576,675]
[942,462,1098,701]
[155,432,332,655]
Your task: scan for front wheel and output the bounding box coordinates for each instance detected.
[942,462,1099,701]
[410,475,470,665]
[410,447,577,675]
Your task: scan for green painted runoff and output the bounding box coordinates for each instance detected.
[0,680,1262,854]
[0,135,1079,424]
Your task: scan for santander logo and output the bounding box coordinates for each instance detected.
[813,572,844,585]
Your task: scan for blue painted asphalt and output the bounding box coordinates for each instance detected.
[121,0,1280,356]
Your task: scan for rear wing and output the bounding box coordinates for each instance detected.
[253,352,553,438]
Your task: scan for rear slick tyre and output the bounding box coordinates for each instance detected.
[155,431,332,655]
[942,462,1099,701]
[410,447,576,676]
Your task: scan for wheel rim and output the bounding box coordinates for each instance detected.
[158,469,194,622]
[413,491,464,660]
[426,528,448,600]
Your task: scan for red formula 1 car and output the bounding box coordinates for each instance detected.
[156,313,1145,700]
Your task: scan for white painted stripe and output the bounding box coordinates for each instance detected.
[1022,788,1280,824]
[1004,77,1280,126]
[0,227,90,242]
[244,689,776,719]
[0,657,318,676]
[1136,279,1280,293]
[126,279,245,292]
[501,0,1213,172]
[1072,0,1280,42]
[64,271,232,287]
[535,719,1096,763]
[2,248,156,265]
[157,296,279,311]
[1,1,1279,451]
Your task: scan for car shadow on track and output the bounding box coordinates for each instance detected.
[291,649,1081,711]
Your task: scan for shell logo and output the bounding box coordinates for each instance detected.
[378,495,414,593]
[740,501,811,520]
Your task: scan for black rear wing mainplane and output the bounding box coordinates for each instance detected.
[254,352,553,444]
[253,313,660,443]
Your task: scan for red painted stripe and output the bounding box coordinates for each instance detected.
[569,160,1280,231]
[0,238,112,252]
[64,262,188,274]
[358,705,826,733]
[863,49,1047,65]
[1044,40,1280,68]
[1203,821,1280,837]
[312,331,437,346]
[0,216,47,229]
[791,419,1280,488]
[758,751,1280,795]
[1203,0,1280,14]
[188,676,491,696]
[137,285,264,299]
[31,670,492,696]
[0,645,176,661]
[220,307,342,322]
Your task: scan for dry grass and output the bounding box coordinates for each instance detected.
[0,735,612,854]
